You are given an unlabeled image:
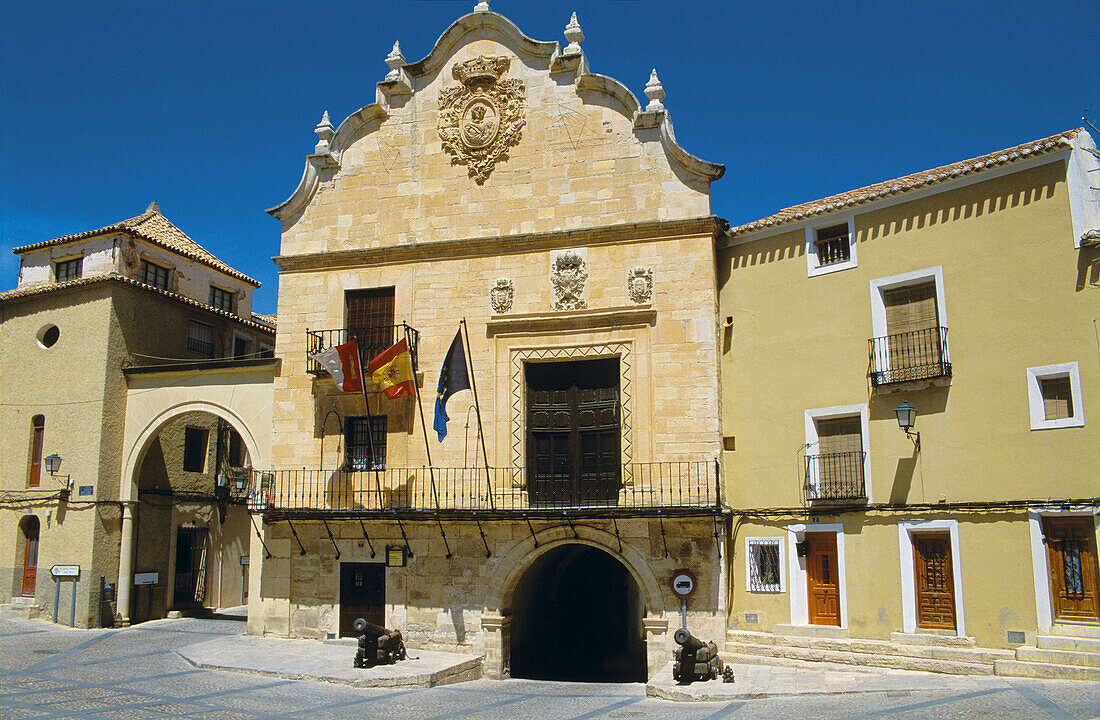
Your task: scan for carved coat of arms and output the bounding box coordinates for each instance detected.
[627,267,653,304]
[551,251,588,310]
[489,278,514,314]
[438,56,526,184]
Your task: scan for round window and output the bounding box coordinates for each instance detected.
[37,324,60,349]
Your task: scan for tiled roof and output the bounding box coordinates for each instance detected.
[727,129,1083,238]
[11,202,260,287]
[0,274,274,333]
[251,312,277,329]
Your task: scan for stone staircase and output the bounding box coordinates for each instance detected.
[0,596,42,620]
[723,625,1014,676]
[994,624,1100,681]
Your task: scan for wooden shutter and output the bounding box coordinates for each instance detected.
[1041,376,1074,420]
[817,416,862,454]
[884,282,938,334]
[27,416,44,488]
[346,288,396,359]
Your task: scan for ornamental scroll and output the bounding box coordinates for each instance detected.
[438,56,527,184]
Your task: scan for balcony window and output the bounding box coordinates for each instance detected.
[869,268,951,387]
[187,322,214,357]
[209,286,233,312]
[346,416,387,471]
[54,258,82,282]
[805,405,870,502]
[346,287,397,362]
[140,260,170,290]
[807,218,856,276]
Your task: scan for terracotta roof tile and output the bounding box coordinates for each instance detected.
[11,203,260,287]
[727,129,1082,238]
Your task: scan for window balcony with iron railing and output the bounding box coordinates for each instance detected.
[869,327,951,387]
[245,461,720,518]
[804,451,866,502]
[306,324,420,376]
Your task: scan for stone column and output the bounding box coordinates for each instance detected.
[480,614,511,678]
[643,616,670,679]
[115,501,136,627]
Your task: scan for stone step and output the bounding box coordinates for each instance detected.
[1016,646,1100,669]
[1037,634,1100,653]
[723,642,995,675]
[773,623,848,639]
[889,632,977,648]
[1050,623,1100,639]
[0,603,42,620]
[994,659,1100,682]
[726,632,1011,665]
[720,651,884,674]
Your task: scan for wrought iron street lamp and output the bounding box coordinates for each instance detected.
[894,402,921,450]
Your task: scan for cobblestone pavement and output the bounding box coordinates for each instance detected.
[1,616,1097,719]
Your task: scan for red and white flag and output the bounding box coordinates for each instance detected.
[310,340,363,392]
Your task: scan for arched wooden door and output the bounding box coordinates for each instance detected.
[20,516,40,597]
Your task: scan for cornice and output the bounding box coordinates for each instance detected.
[486,306,656,337]
[273,216,725,273]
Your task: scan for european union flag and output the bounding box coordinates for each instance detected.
[433,329,471,441]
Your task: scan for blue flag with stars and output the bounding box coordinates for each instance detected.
[433,329,471,441]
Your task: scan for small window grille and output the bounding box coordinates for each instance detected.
[187,322,214,357]
[140,260,171,290]
[209,286,233,312]
[55,258,83,282]
[815,224,851,266]
[346,416,387,471]
[747,539,783,592]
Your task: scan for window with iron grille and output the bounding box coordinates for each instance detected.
[183,427,209,473]
[54,258,82,282]
[140,260,171,290]
[209,286,233,312]
[746,538,783,592]
[187,322,214,357]
[814,224,850,266]
[346,416,387,471]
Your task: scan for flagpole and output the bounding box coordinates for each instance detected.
[406,324,442,511]
[355,342,385,511]
[461,318,495,510]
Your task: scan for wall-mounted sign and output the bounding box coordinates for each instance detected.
[78,485,94,496]
[134,572,158,586]
[240,556,250,566]
[670,569,697,599]
[51,565,80,579]
[386,545,408,568]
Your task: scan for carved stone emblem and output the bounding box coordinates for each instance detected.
[439,56,526,184]
[489,278,514,314]
[551,251,588,310]
[627,267,653,304]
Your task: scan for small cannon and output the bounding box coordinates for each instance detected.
[352,618,407,668]
[672,628,723,684]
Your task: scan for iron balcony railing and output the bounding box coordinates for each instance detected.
[868,326,951,387]
[307,324,420,375]
[805,451,866,501]
[246,461,719,517]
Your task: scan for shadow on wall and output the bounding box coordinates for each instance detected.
[869,385,949,505]
[1076,244,1100,291]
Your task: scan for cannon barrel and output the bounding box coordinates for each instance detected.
[674,628,705,651]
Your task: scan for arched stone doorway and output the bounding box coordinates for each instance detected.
[509,543,646,682]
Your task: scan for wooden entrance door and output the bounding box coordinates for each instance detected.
[20,516,39,597]
[805,532,841,626]
[340,563,385,637]
[913,532,956,630]
[1043,517,1100,623]
[526,359,621,506]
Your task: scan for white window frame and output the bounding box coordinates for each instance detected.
[897,520,966,636]
[1027,505,1100,633]
[869,266,947,340]
[786,523,848,628]
[804,404,872,503]
[806,217,857,277]
[745,537,786,593]
[1026,362,1085,430]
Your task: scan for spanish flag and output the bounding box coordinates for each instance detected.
[367,338,416,399]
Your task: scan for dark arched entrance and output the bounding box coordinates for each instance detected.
[510,544,646,682]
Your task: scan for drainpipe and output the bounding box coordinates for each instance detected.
[116,501,137,627]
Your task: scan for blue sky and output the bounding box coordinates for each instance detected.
[2,0,1097,315]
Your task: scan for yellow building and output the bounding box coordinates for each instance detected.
[720,129,1100,679]
[0,204,274,627]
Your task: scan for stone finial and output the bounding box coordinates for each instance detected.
[474,0,490,12]
[564,12,584,54]
[145,201,161,215]
[644,69,665,112]
[385,41,406,80]
[314,110,336,154]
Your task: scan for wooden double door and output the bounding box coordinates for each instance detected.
[526,359,621,506]
[1043,517,1100,623]
[913,532,957,631]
